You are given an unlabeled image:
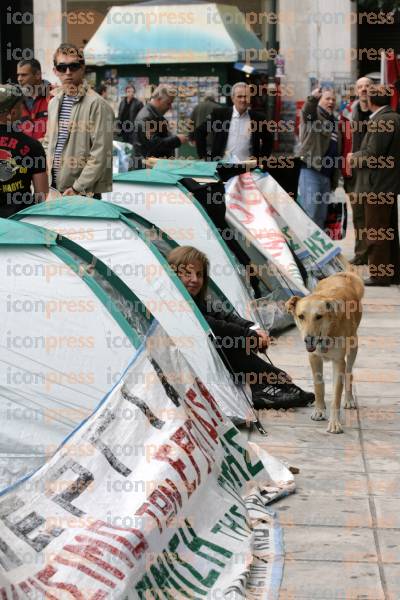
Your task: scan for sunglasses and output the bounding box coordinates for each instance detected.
[55,62,84,73]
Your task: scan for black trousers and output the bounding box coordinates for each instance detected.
[179,178,262,296]
[218,347,292,388]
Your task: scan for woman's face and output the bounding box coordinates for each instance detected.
[177,260,204,297]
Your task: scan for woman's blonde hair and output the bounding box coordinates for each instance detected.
[167,246,209,302]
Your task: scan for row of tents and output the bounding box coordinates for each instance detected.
[0,162,344,596]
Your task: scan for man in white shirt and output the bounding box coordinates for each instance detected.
[195,82,273,166]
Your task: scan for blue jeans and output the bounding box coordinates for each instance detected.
[298,167,331,229]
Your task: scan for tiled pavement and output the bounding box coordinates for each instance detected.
[248,199,400,599]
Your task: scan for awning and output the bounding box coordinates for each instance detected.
[84,1,265,65]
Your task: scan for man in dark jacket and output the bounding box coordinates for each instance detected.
[188,94,220,157]
[195,82,273,166]
[117,83,143,144]
[348,84,400,286]
[17,58,51,141]
[132,85,188,168]
[340,77,372,264]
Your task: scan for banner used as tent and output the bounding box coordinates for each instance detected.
[14,198,256,422]
[85,1,265,65]
[0,219,139,489]
[251,171,345,284]
[0,324,294,597]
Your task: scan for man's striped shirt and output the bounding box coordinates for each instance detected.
[51,94,78,188]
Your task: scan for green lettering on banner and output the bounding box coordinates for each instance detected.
[223,428,264,477]
[136,573,167,599]
[135,520,232,596]
[281,226,300,252]
[304,230,334,259]
[172,519,232,563]
[212,504,250,540]
[313,230,334,252]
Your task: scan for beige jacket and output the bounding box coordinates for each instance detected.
[43,81,114,194]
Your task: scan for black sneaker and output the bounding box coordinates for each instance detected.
[251,385,315,410]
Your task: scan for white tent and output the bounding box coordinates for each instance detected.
[14,198,256,422]
[0,218,137,489]
[106,170,259,324]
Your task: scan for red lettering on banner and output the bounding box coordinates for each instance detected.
[17,583,31,596]
[186,390,218,444]
[53,555,116,588]
[88,520,148,561]
[159,479,182,515]
[0,586,19,600]
[135,501,163,533]
[36,564,106,598]
[228,203,254,224]
[185,420,214,474]
[171,425,201,485]
[63,542,125,581]
[238,173,257,190]
[154,444,196,497]
[28,578,58,599]
[74,535,134,568]
[195,379,223,421]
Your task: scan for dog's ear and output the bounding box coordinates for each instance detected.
[286,296,300,315]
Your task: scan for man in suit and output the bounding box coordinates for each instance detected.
[195,82,273,166]
[117,83,143,144]
[348,84,400,286]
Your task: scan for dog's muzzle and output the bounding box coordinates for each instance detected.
[304,336,317,353]
[304,336,331,353]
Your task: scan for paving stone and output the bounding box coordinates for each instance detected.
[374,498,400,529]
[376,529,400,563]
[383,563,400,600]
[279,560,384,599]
[358,407,400,430]
[253,424,360,448]
[260,445,366,473]
[367,473,400,497]
[275,494,372,528]
[294,471,369,497]
[283,525,377,562]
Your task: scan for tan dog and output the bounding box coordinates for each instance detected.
[286,272,364,433]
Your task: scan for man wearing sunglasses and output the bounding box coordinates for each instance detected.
[42,43,114,198]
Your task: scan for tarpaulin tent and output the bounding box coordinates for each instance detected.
[85,1,265,66]
[14,198,256,422]
[0,218,138,489]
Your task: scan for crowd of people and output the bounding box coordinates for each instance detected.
[0,41,399,414]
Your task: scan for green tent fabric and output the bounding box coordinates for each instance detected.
[114,169,181,186]
[0,217,57,245]
[153,159,220,179]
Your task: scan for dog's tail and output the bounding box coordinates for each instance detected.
[335,270,365,300]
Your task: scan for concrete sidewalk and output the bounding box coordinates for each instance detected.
[249,211,400,599]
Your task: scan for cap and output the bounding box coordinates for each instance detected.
[0,84,23,113]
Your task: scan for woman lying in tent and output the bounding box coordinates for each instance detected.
[167,246,315,411]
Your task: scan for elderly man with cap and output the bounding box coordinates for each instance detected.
[0,84,48,217]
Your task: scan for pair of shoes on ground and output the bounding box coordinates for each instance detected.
[251,384,315,410]
[363,277,391,287]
